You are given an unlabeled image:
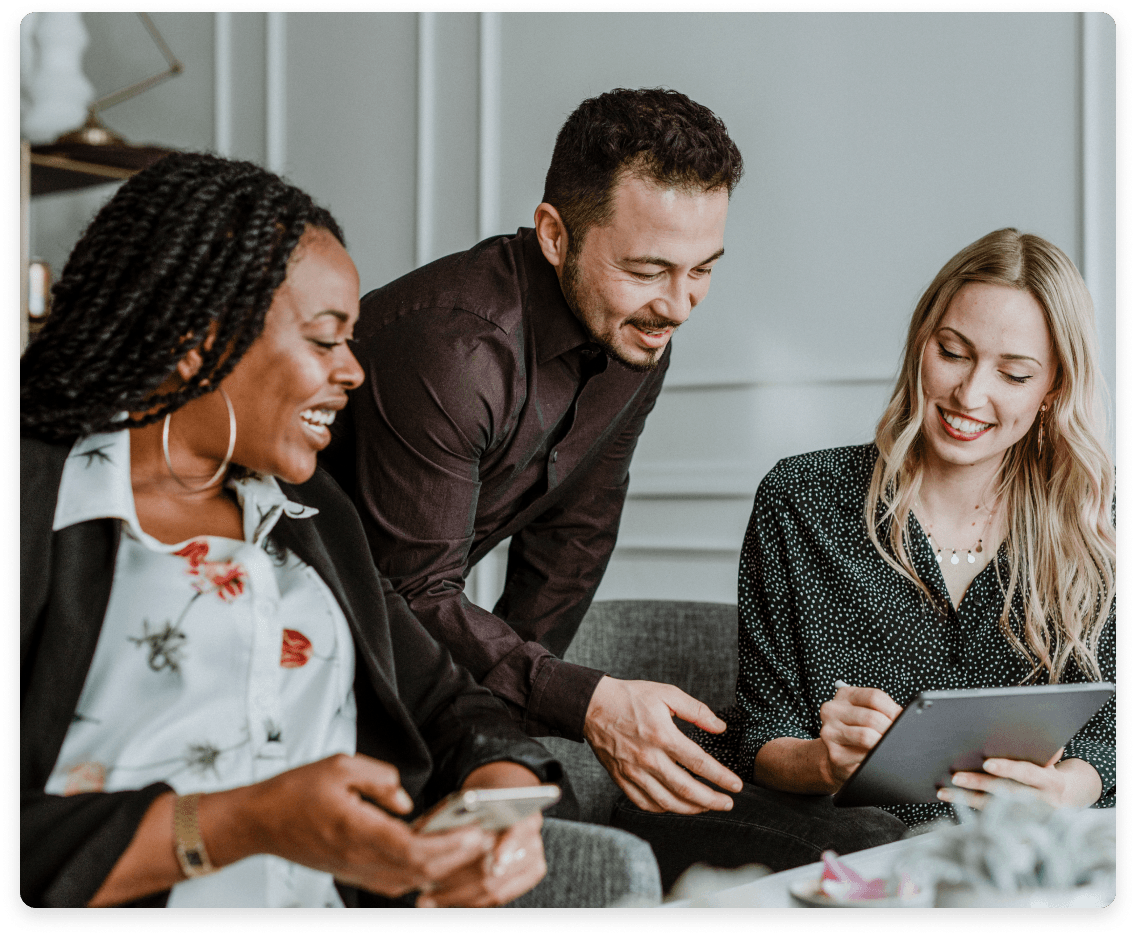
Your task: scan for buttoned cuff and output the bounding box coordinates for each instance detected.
[526,657,606,742]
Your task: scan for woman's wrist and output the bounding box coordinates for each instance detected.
[196,784,267,870]
[753,738,841,795]
[1054,757,1103,808]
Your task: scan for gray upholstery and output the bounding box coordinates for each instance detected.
[543,600,739,825]
[507,818,662,907]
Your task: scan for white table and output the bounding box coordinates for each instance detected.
[665,810,1116,908]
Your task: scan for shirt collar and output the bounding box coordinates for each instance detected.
[522,228,597,365]
[53,430,318,550]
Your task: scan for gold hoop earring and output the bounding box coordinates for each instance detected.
[162,387,237,492]
[1036,402,1047,457]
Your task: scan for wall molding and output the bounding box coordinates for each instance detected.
[478,12,501,241]
[612,542,741,557]
[265,12,286,174]
[660,374,894,392]
[213,12,232,156]
[627,460,760,498]
[416,12,437,267]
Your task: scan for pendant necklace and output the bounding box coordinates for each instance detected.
[917,497,996,566]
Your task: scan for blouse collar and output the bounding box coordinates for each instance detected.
[53,430,318,550]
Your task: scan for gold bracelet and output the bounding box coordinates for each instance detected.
[173,792,216,879]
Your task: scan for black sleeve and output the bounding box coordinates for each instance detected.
[21,437,174,907]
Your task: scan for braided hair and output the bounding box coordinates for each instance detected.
[21,152,343,442]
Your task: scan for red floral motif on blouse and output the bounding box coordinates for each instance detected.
[63,761,106,796]
[184,560,247,602]
[174,540,209,568]
[281,629,313,668]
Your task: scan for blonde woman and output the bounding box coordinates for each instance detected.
[745,225,1114,808]
[611,229,1114,888]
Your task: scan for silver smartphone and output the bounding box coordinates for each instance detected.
[414,784,561,833]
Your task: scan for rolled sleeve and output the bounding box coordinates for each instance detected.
[736,468,817,773]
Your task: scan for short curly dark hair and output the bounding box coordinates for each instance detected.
[542,87,744,258]
[21,152,343,442]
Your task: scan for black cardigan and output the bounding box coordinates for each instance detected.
[21,436,562,907]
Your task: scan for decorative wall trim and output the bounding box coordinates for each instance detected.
[660,374,894,392]
[416,12,437,267]
[612,542,741,557]
[478,12,501,241]
[627,460,759,498]
[213,12,232,156]
[265,12,286,174]
[1078,11,1105,306]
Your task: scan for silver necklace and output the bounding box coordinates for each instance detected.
[917,498,996,566]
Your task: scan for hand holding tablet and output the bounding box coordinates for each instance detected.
[831,683,1114,808]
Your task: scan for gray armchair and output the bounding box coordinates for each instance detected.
[510,600,739,907]
[543,600,739,825]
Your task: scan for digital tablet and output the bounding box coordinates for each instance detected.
[832,682,1114,807]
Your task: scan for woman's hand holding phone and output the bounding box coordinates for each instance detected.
[414,761,550,908]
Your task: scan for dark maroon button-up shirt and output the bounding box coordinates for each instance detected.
[323,228,669,740]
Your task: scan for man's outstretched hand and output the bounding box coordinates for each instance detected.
[582,675,743,814]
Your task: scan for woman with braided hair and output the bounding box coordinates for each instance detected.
[21,152,560,907]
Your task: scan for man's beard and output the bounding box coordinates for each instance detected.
[560,254,669,373]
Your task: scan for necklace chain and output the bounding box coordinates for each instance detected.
[916,496,997,567]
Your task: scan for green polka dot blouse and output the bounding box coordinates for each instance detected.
[705,444,1115,828]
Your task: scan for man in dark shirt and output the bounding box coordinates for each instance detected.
[324,88,745,815]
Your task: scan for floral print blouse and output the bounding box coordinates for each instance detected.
[46,431,357,907]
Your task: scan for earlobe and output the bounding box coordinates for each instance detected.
[534,203,569,272]
[175,348,204,383]
[173,327,217,384]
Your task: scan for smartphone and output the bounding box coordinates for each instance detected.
[414,784,561,833]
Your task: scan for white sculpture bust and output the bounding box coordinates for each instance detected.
[21,12,95,145]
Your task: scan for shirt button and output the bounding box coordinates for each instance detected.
[550,450,558,463]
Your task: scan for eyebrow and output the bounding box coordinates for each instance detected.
[623,247,725,269]
[939,327,1043,367]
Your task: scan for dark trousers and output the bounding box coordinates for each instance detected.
[609,781,908,892]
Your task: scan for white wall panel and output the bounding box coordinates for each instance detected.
[495,12,1092,388]
[25,12,1115,613]
[283,13,419,294]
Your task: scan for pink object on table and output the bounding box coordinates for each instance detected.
[819,850,889,900]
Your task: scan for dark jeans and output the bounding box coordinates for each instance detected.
[609,781,908,892]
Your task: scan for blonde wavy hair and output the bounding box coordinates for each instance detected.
[866,228,1114,682]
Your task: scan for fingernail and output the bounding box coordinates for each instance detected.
[395,790,413,812]
[982,759,996,771]
[418,897,436,908]
[937,789,950,801]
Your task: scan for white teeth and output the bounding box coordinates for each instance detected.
[300,408,336,427]
[942,410,992,434]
